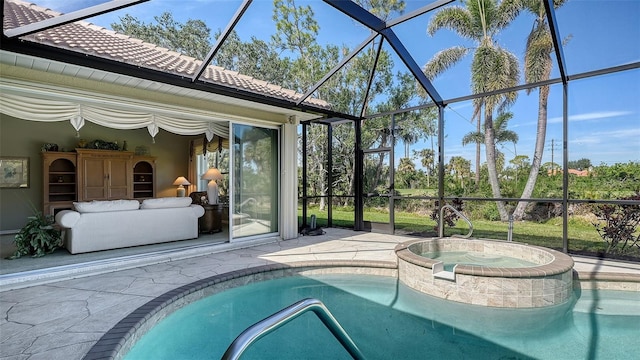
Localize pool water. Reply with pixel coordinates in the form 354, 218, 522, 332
422, 251, 539, 270
124, 274, 639, 360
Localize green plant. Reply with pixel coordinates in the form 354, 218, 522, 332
430, 198, 464, 233
592, 192, 640, 255
9, 211, 63, 259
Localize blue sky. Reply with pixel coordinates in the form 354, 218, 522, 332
33, 0, 639, 169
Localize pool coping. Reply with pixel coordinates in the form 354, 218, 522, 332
82, 260, 397, 360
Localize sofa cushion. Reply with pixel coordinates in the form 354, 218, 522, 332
73, 199, 140, 213
140, 197, 192, 209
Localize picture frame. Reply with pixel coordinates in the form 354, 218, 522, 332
0, 157, 29, 188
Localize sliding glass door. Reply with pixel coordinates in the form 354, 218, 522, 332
232, 124, 279, 239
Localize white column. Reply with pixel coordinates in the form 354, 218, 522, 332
280, 118, 299, 240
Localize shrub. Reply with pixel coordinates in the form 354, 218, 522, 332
481, 202, 501, 221
9, 211, 62, 259
431, 198, 464, 233
592, 192, 640, 255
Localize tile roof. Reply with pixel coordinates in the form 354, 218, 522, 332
2, 0, 329, 109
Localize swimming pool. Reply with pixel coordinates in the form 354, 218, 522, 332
123, 273, 639, 360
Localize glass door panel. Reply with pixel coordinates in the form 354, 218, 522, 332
232, 124, 279, 239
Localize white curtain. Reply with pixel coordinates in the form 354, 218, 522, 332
0, 92, 229, 140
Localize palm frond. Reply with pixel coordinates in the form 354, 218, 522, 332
427, 6, 475, 39
422, 46, 469, 80
471, 44, 519, 113
496, 130, 519, 144
462, 131, 485, 146
495, 0, 523, 30
494, 111, 514, 130
524, 21, 553, 84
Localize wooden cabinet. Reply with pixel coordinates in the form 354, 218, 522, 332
43, 152, 77, 215
76, 149, 133, 201
132, 156, 156, 199
42, 150, 158, 213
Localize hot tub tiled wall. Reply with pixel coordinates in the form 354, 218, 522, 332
395, 238, 575, 308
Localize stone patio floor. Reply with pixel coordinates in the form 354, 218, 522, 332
1, 228, 639, 360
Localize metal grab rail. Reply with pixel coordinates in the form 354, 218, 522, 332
236, 197, 257, 223
221, 298, 366, 360
439, 204, 473, 238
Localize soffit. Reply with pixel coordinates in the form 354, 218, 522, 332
1, 50, 323, 123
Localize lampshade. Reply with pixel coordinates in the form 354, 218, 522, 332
201, 168, 223, 181
172, 176, 191, 186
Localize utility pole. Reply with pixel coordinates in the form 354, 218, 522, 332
548, 139, 558, 175
551, 139, 555, 174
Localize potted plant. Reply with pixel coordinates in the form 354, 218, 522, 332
8, 209, 63, 259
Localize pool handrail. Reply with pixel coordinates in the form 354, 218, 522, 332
439, 204, 473, 238
220, 297, 366, 360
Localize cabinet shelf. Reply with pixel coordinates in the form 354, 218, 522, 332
43, 153, 78, 215
133, 158, 156, 199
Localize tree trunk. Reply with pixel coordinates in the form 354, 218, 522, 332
475, 113, 481, 186
345, 158, 355, 207
513, 86, 549, 220
484, 112, 509, 221
370, 132, 389, 193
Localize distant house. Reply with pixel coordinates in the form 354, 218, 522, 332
547, 168, 591, 176
568, 168, 590, 177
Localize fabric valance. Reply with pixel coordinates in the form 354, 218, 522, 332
0, 92, 228, 141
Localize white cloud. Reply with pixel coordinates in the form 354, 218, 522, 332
548, 110, 633, 124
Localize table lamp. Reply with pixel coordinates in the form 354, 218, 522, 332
173, 176, 190, 197
201, 168, 223, 204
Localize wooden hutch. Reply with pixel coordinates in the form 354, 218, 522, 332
42, 149, 156, 215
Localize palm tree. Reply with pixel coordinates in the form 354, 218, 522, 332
414, 148, 435, 186
462, 111, 519, 183
397, 157, 417, 188
462, 111, 519, 154
447, 156, 472, 190
424, 0, 521, 221
512, 0, 567, 220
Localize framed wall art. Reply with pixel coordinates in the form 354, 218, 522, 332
0, 157, 29, 188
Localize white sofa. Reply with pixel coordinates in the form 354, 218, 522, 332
55, 198, 205, 254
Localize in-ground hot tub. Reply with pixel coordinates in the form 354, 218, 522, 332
395, 238, 574, 308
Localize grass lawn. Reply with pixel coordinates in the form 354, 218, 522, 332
299, 206, 640, 261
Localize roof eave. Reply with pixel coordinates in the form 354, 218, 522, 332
0, 36, 357, 121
